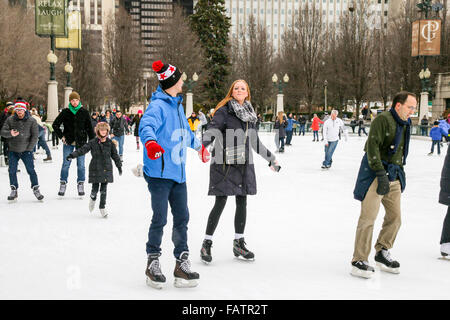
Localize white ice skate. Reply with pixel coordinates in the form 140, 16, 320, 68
89, 198, 96, 213
350, 261, 375, 279
146, 276, 164, 290
132, 164, 143, 177
100, 208, 108, 218
439, 243, 450, 260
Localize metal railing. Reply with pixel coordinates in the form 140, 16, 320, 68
257, 121, 438, 136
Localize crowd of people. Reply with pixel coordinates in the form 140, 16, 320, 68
0, 59, 449, 290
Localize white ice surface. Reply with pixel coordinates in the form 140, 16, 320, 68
0, 133, 448, 299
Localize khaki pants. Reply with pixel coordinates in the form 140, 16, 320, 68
352, 179, 402, 262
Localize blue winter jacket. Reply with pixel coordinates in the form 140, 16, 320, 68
430, 126, 447, 141
438, 119, 450, 135
286, 118, 299, 131
139, 86, 201, 183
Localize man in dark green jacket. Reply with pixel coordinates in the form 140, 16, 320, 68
350, 91, 417, 279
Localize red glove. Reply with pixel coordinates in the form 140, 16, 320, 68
145, 141, 165, 160
198, 145, 210, 163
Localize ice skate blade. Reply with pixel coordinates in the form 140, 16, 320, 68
174, 277, 199, 288
146, 277, 164, 289
8, 199, 17, 203
376, 262, 400, 274
350, 267, 374, 279
234, 255, 255, 262
438, 254, 450, 260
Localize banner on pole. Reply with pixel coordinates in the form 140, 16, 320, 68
412, 19, 441, 57
56, 10, 81, 50
35, 0, 68, 37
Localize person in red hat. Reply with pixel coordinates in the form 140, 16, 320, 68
1, 99, 43, 201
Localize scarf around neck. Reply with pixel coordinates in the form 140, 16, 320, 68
68, 102, 82, 115
229, 99, 257, 124
389, 107, 411, 165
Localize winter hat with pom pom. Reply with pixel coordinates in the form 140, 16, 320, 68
152, 60, 182, 90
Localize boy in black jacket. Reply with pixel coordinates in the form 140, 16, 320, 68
67, 122, 122, 217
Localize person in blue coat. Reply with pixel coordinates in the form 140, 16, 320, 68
438, 115, 450, 143
285, 113, 299, 146
139, 60, 210, 289
428, 121, 448, 156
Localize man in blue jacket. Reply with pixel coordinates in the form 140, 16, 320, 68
140, 60, 210, 289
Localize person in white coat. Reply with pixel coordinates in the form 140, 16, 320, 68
321, 110, 348, 169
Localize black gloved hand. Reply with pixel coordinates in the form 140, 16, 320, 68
66, 154, 74, 161
375, 170, 390, 196
118, 167, 122, 176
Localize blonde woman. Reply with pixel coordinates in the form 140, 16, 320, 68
200, 80, 280, 264
274, 111, 287, 153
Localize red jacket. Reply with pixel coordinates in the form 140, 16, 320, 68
311, 117, 324, 131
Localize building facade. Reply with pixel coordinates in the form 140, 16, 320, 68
203, 0, 391, 53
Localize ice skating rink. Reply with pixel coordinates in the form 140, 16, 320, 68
0, 133, 448, 299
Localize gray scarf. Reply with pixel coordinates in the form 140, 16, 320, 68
229, 99, 257, 124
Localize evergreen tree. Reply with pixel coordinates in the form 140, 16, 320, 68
190, 0, 231, 106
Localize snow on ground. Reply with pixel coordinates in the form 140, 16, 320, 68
0, 132, 448, 300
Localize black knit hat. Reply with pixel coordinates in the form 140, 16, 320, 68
152, 60, 182, 90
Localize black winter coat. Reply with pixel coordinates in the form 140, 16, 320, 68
274, 118, 287, 138
69, 137, 122, 184
439, 146, 450, 206
131, 115, 142, 137
53, 107, 95, 148
110, 116, 129, 137
202, 102, 275, 196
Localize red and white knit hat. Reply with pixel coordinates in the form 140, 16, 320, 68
152, 60, 182, 90
14, 99, 28, 112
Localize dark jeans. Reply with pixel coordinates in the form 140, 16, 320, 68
350, 126, 356, 133
421, 127, 428, 136
441, 207, 450, 244
52, 132, 59, 147
279, 137, 285, 150
293, 128, 297, 136
431, 140, 441, 154
36, 129, 51, 156
8, 151, 39, 189
313, 130, 319, 141
61, 144, 85, 183
144, 174, 189, 259
91, 183, 108, 209
358, 127, 368, 136
206, 196, 247, 236
323, 140, 338, 167
299, 124, 305, 135
286, 130, 293, 145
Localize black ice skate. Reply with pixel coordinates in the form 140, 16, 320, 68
440, 243, 450, 260
32, 185, 44, 201
174, 251, 199, 288
58, 181, 67, 197
375, 248, 400, 274
7, 186, 17, 202
200, 239, 213, 264
350, 261, 375, 279
77, 181, 85, 197
145, 253, 166, 289
43, 156, 52, 163
233, 238, 255, 261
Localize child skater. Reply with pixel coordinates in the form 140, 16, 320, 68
66, 122, 122, 218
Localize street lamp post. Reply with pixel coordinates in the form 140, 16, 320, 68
142, 70, 151, 102
63, 50, 74, 109
182, 72, 199, 117
324, 80, 328, 112
46, 41, 59, 123
272, 73, 289, 114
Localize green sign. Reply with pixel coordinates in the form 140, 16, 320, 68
35, 0, 68, 37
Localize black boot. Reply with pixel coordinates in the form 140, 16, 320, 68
77, 181, 85, 196
58, 181, 67, 196
351, 260, 375, 279
174, 251, 199, 288
200, 239, 213, 264
145, 253, 166, 289
233, 238, 255, 261
32, 185, 44, 201
375, 248, 400, 274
